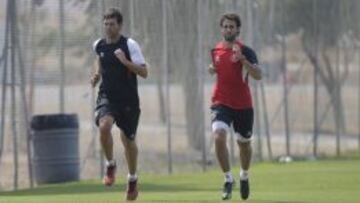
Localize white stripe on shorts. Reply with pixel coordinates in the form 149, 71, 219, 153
234, 132, 252, 143
212, 121, 230, 133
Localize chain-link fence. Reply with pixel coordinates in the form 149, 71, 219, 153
0, 0, 359, 190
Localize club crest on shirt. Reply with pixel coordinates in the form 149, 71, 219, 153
215, 55, 220, 64
100, 52, 104, 58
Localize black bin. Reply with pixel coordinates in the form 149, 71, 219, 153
31, 114, 79, 184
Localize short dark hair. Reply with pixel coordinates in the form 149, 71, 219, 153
220, 13, 241, 28
103, 8, 123, 24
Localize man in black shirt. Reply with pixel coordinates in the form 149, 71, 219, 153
91, 8, 148, 201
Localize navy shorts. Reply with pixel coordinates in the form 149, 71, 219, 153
95, 96, 140, 140
211, 104, 254, 142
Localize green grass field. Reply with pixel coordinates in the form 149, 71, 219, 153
1, 159, 360, 203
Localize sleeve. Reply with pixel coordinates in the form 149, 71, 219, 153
127, 38, 146, 66
92, 38, 101, 55
242, 46, 258, 65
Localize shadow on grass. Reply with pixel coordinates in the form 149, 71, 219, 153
144, 199, 306, 203
251, 200, 307, 203
0, 183, 309, 203
0, 181, 218, 196
0, 183, 307, 203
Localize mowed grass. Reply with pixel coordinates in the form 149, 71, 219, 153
1, 159, 360, 203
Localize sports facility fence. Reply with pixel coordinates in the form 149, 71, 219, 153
0, 0, 359, 190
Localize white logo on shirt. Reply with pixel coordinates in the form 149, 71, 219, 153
100, 52, 104, 58
215, 55, 220, 63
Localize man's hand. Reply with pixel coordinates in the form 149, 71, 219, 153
90, 73, 100, 88
114, 48, 148, 78
114, 48, 128, 64
233, 52, 247, 64
208, 64, 216, 75
232, 44, 246, 63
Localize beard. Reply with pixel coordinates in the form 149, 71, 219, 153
224, 34, 237, 42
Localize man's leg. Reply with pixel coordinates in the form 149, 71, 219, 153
237, 140, 252, 200
99, 115, 114, 161
98, 115, 117, 186
237, 141, 252, 173
115, 106, 140, 201
237, 139, 252, 178
234, 108, 254, 200
211, 105, 235, 200
121, 133, 139, 201
214, 129, 230, 175
120, 133, 138, 178
213, 122, 234, 200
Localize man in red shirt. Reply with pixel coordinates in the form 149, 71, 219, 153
209, 13, 262, 201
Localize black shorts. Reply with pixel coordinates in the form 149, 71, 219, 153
95, 96, 140, 140
211, 104, 254, 140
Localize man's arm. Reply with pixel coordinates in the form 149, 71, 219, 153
208, 48, 220, 76
90, 56, 101, 87
208, 64, 216, 75
235, 46, 262, 80
125, 62, 148, 79
114, 39, 148, 79
114, 48, 148, 78
242, 60, 262, 80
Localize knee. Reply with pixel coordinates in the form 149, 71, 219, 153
214, 129, 227, 144
123, 140, 137, 151
212, 121, 228, 144
99, 119, 113, 135
238, 141, 251, 149
236, 132, 252, 145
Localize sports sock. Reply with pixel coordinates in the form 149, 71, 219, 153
240, 169, 249, 180
127, 173, 138, 182
224, 171, 234, 183
106, 160, 116, 167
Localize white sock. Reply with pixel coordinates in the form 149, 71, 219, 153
224, 171, 234, 183
106, 160, 116, 167
127, 173, 138, 182
240, 169, 249, 180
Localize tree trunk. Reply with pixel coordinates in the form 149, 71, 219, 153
302, 37, 346, 150
183, 0, 204, 151
330, 87, 345, 156
184, 72, 204, 151
157, 77, 166, 123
